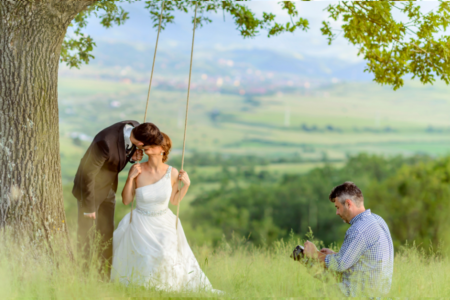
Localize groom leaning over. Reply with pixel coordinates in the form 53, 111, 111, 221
304, 182, 394, 297
72, 121, 163, 274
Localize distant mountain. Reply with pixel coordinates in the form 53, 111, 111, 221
61, 2, 373, 88
208, 48, 372, 81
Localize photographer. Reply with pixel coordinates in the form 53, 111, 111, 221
303, 182, 394, 297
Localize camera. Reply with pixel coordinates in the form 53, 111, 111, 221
290, 245, 305, 261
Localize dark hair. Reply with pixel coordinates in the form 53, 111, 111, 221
160, 132, 172, 163
329, 181, 364, 206
132, 123, 163, 147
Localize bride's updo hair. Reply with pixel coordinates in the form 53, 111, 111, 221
132, 122, 163, 146
161, 132, 172, 163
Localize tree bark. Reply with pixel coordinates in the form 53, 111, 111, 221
0, 0, 92, 248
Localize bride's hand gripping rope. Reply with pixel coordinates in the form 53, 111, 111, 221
178, 170, 190, 187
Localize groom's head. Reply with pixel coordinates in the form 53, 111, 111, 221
130, 123, 164, 150
329, 182, 365, 224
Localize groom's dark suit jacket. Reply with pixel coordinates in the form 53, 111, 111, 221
72, 120, 140, 213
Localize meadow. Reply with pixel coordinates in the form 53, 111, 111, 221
58, 77, 450, 163
4, 6, 450, 298
53, 76, 450, 298
1, 230, 449, 298
59, 77, 450, 197
59, 77, 450, 243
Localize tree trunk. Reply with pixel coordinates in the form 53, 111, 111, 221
0, 1, 92, 249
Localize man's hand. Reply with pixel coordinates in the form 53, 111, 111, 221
320, 248, 336, 255
304, 240, 319, 259
305, 241, 329, 266
131, 149, 143, 162
83, 212, 96, 220
317, 248, 336, 264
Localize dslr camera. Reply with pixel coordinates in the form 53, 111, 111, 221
290, 245, 305, 261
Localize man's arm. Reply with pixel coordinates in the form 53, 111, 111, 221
324, 231, 366, 273
81, 141, 109, 216
318, 248, 335, 265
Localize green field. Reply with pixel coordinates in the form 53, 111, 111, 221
5, 72, 447, 300
59, 76, 449, 239
58, 77, 450, 164
59, 77, 450, 242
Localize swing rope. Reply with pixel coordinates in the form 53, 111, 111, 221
143, 1, 165, 123
130, 0, 165, 224
176, 1, 198, 230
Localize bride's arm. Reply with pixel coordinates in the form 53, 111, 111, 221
169, 168, 191, 206
122, 163, 141, 205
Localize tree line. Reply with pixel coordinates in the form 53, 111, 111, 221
187, 153, 448, 251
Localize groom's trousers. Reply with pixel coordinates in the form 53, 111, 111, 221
77, 189, 116, 277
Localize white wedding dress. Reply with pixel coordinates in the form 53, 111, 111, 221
111, 166, 215, 292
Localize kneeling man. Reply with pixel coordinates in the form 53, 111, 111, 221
304, 182, 394, 297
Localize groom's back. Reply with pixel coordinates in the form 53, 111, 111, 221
72, 120, 138, 205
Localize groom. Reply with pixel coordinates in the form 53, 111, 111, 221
72, 120, 163, 274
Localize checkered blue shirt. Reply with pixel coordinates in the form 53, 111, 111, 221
325, 209, 394, 297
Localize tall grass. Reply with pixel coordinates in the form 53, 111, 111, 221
1, 229, 449, 299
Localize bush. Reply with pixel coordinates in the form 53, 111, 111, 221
366, 157, 450, 250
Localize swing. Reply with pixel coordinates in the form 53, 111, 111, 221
130, 1, 198, 230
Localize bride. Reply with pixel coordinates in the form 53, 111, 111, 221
111, 132, 215, 292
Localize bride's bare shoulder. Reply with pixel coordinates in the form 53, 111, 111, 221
169, 165, 179, 183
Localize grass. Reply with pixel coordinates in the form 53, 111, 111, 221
1, 230, 449, 298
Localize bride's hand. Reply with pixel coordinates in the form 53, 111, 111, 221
178, 170, 190, 186
128, 163, 142, 179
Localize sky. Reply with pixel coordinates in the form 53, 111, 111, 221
75, 1, 364, 62
73, 1, 444, 64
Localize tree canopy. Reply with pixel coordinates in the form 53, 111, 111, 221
62, 0, 450, 90
322, 1, 450, 89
